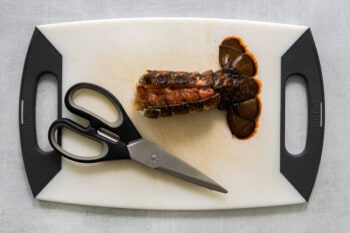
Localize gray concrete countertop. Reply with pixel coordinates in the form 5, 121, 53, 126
1, 0, 349, 232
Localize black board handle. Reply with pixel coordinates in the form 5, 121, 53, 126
19, 28, 62, 197
281, 29, 325, 200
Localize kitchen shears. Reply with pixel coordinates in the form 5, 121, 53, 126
48, 82, 227, 193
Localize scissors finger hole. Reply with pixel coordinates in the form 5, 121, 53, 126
51, 125, 107, 161
71, 87, 121, 127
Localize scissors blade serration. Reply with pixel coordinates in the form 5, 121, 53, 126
127, 139, 227, 193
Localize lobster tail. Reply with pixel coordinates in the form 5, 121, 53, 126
134, 36, 261, 139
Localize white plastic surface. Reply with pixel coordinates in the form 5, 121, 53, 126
36, 18, 307, 210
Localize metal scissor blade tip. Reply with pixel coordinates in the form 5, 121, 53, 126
128, 139, 228, 193
156, 167, 228, 194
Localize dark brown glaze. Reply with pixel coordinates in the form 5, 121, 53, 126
135, 70, 220, 117
228, 53, 256, 77
135, 36, 261, 139
141, 93, 220, 118
219, 37, 260, 139
219, 45, 242, 69
139, 70, 214, 88
226, 107, 255, 139
233, 98, 259, 120
226, 97, 260, 139
221, 37, 245, 53
231, 77, 259, 102
219, 37, 256, 77
213, 71, 258, 110
136, 86, 217, 107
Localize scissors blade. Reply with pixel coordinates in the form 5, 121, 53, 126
127, 139, 227, 193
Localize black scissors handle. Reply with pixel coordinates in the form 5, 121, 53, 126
65, 83, 141, 143
48, 82, 141, 163
49, 118, 131, 163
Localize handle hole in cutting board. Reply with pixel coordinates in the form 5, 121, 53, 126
36, 73, 58, 152
285, 75, 308, 156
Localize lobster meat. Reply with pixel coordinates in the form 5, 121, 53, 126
135, 37, 260, 139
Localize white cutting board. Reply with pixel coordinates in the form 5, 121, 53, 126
33, 18, 309, 210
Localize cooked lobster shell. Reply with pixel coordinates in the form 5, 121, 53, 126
135, 37, 260, 139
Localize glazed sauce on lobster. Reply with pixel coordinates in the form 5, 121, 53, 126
220, 36, 261, 139
135, 36, 261, 139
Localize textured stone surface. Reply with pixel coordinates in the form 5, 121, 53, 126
0, 0, 349, 232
